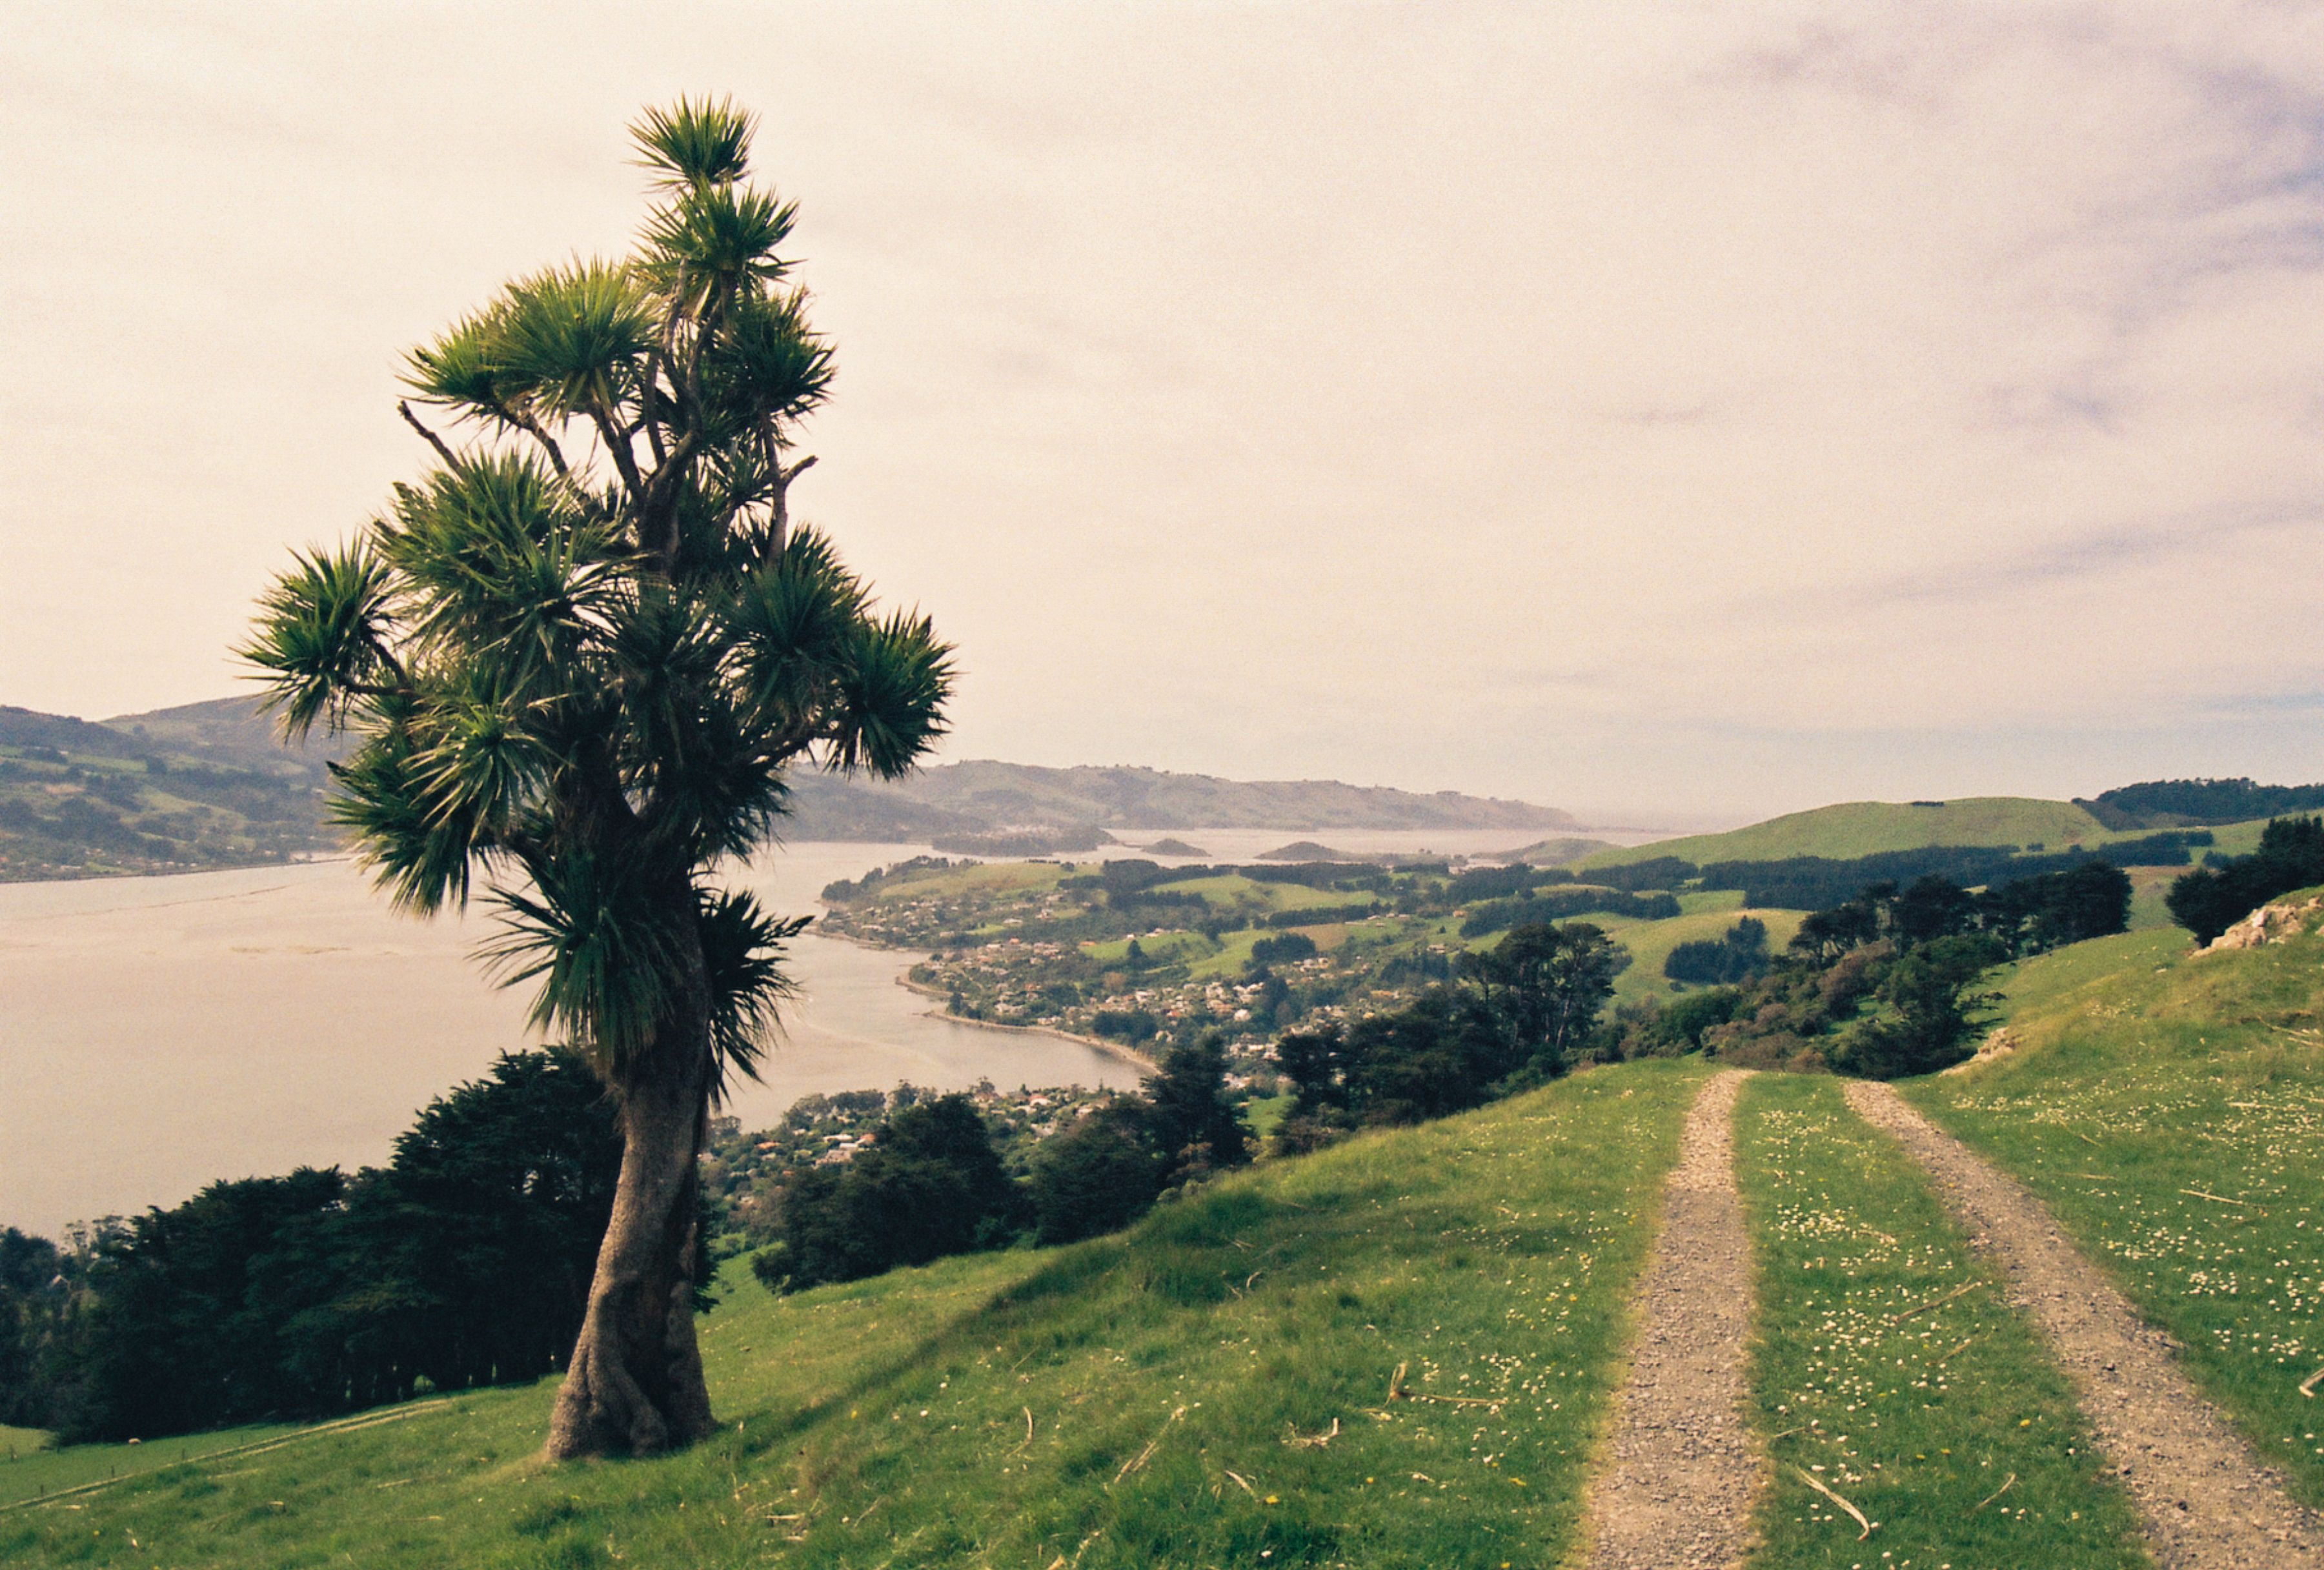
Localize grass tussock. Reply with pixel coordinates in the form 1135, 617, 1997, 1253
1737, 1074, 2150, 1569
1, 1060, 1710, 1569
1908, 903, 2324, 1508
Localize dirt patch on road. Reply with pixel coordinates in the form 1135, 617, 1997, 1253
1584, 1069, 1759, 1570
1848, 1081, 2323, 1569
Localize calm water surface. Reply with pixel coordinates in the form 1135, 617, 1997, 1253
0, 843, 1147, 1237
0, 826, 1616, 1236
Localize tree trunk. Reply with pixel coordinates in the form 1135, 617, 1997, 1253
542, 1020, 716, 1460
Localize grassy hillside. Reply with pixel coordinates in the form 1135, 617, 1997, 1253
1577, 796, 2117, 869
1581, 896, 1804, 1011
1907, 900, 2324, 1509
3, 1063, 1711, 1567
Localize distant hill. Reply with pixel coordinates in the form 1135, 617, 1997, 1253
0, 699, 338, 880
3, 696, 1579, 876
1255, 840, 1371, 863
103, 694, 358, 785
1485, 835, 1620, 867
1573, 798, 2121, 872
793, 759, 1575, 840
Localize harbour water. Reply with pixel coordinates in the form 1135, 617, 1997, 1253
0, 825, 1614, 1238
0, 843, 1145, 1238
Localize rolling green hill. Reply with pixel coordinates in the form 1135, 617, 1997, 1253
1575, 796, 2117, 869
1908, 894, 2324, 1510
2, 1063, 1714, 1567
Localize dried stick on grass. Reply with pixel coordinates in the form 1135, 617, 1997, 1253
1935, 1336, 1979, 1366
2299, 1365, 2323, 1399
2180, 1188, 2254, 1207
1973, 1472, 2018, 1512
1384, 1362, 1507, 1409
1794, 1466, 1873, 1540
1283, 1419, 1340, 1449
1222, 1469, 1257, 1497
1892, 1282, 1981, 1323
1113, 1407, 1185, 1484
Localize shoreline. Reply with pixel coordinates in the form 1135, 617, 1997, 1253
892, 972, 1160, 1075
808, 920, 1162, 1074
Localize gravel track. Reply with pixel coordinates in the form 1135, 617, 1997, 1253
1584, 1069, 1759, 1570
1847, 1080, 2323, 1569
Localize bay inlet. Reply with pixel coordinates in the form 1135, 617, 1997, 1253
0, 843, 1144, 1239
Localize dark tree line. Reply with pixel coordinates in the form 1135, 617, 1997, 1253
755, 1034, 1254, 1291
3, 1051, 625, 1444
1787, 861, 2131, 963
2081, 779, 2324, 830
1270, 921, 1621, 1149
1693, 834, 2198, 913
2166, 816, 2324, 943
1458, 887, 1680, 938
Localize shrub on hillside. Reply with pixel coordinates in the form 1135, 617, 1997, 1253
2166, 816, 2324, 944
1664, 917, 1769, 985
768, 1096, 1025, 1293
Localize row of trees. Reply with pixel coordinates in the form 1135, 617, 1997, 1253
2081, 778, 2324, 830
1695, 835, 2192, 914
3, 1053, 627, 1444
756, 1035, 1251, 1292
1788, 861, 2132, 962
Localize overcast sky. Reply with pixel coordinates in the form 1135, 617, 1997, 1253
6, 3, 2323, 825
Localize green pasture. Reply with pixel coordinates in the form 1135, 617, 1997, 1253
1, 1062, 1713, 1569
1571, 903, 1807, 1011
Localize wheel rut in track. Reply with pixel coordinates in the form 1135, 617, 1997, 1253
1584, 1068, 1759, 1570
1848, 1080, 2323, 1570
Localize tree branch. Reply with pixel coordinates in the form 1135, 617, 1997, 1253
591, 407, 647, 516
398, 401, 462, 468
767, 448, 814, 558
509, 409, 577, 487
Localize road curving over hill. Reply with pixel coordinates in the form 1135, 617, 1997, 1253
1584, 1068, 1760, 1570
1848, 1080, 2323, 1569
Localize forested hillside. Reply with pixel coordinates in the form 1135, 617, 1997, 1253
0, 701, 338, 879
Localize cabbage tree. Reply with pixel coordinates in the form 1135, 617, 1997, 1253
243, 100, 951, 1460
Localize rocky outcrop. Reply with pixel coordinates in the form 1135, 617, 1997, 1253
2199, 896, 2323, 953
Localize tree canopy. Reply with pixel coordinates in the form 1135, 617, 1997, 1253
243, 99, 951, 1460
